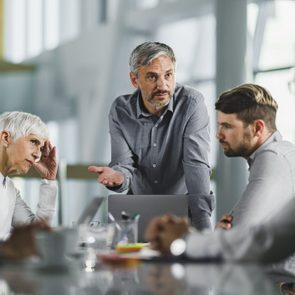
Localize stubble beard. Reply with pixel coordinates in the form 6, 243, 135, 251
147, 91, 172, 110
150, 100, 170, 110
222, 136, 252, 158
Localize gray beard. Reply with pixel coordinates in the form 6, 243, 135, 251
147, 93, 171, 110
151, 100, 170, 110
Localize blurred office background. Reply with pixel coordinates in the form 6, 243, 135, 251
1, 0, 295, 226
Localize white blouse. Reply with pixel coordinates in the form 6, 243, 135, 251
0, 173, 57, 240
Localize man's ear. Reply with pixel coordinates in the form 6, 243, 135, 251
253, 119, 265, 136
0, 131, 11, 147
129, 72, 138, 88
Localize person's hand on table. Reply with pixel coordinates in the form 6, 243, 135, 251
215, 213, 233, 230
88, 166, 124, 187
0, 222, 50, 260
144, 214, 190, 255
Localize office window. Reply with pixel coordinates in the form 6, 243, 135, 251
156, 16, 215, 84
256, 70, 295, 143
4, 0, 78, 61
259, 1, 295, 69
44, 0, 59, 50
255, 1, 295, 143
59, 0, 79, 43
248, 3, 259, 37
27, 0, 43, 57
5, 0, 26, 62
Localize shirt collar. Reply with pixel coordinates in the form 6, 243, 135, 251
247, 131, 282, 167
136, 91, 174, 119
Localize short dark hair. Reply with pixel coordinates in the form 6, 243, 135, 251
215, 83, 278, 132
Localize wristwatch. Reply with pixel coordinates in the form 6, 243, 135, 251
170, 236, 187, 257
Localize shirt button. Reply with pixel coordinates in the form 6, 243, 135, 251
154, 180, 158, 184
155, 124, 158, 128
152, 164, 156, 168
153, 143, 157, 147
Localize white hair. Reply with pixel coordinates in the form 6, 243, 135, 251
0, 111, 49, 140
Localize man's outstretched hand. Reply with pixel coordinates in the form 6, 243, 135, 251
88, 166, 124, 187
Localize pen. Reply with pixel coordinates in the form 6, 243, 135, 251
108, 212, 121, 230
131, 213, 140, 221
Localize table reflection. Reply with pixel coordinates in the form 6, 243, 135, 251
0, 260, 293, 295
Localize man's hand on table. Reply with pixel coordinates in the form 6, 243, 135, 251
144, 214, 190, 255
215, 213, 233, 230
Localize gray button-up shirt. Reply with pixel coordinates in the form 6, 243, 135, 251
108, 84, 214, 230
185, 132, 295, 263
186, 198, 295, 264
231, 131, 295, 228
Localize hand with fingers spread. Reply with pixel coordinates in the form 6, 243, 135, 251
145, 214, 190, 255
0, 222, 51, 260
215, 213, 233, 230
33, 141, 57, 180
88, 166, 124, 187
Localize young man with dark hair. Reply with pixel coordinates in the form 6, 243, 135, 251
214, 83, 294, 228
145, 83, 295, 262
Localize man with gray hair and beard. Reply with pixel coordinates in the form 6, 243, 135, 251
0, 111, 58, 240
88, 41, 214, 230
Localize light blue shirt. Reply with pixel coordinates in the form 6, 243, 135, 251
0, 173, 57, 240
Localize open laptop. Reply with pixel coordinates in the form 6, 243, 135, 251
77, 197, 104, 225
107, 194, 189, 242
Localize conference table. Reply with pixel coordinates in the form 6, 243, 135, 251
0, 254, 293, 294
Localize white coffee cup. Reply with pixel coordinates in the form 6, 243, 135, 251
35, 227, 78, 268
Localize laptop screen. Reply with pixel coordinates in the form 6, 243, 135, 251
77, 197, 104, 225
107, 194, 189, 242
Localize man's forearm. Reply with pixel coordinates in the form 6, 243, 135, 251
189, 192, 215, 231
191, 212, 212, 231
109, 166, 132, 192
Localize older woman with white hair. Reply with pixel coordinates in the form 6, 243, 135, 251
0, 111, 58, 240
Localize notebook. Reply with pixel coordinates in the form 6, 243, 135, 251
77, 197, 104, 225
107, 194, 189, 242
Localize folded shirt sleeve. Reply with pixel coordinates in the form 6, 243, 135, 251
12, 180, 57, 226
